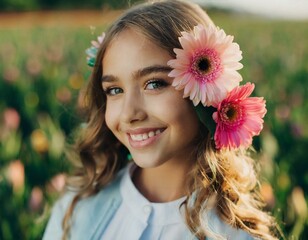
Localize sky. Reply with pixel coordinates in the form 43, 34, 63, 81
191, 0, 308, 20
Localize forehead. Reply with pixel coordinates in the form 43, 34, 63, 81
102, 29, 172, 76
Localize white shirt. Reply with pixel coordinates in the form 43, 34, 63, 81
44, 163, 256, 240
101, 163, 189, 240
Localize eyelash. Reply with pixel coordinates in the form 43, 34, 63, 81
104, 87, 123, 96
103, 78, 168, 96
145, 78, 168, 90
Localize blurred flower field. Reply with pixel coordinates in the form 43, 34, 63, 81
0, 11, 307, 239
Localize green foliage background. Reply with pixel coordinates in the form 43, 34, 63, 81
0, 10, 307, 240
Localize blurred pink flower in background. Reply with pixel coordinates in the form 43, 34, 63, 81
3, 108, 20, 130
29, 187, 43, 211
275, 104, 290, 121
50, 173, 66, 192
56, 87, 72, 103
26, 57, 42, 76
3, 66, 20, 83
7, 160, 25, 192
45, 44, 63, 63
291, 123, 303, 138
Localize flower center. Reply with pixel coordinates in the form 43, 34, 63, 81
190, 48, 222, 84
197, 57, 211, 73
226, 107, 237, 121
220, 103, 244, 127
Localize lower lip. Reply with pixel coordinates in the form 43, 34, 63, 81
128, 131, 164, 149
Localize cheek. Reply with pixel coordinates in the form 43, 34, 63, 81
174, 104, 199, 131
153, 92, 199, 128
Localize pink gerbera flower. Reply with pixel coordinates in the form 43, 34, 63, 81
212, 83, 267, 149
168, 24, 243, 106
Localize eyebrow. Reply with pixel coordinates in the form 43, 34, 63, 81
135, 65, 172, 78
101, 64, 172, 83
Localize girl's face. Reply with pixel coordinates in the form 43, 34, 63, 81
102, 29, 199, 169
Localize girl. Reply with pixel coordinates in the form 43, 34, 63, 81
43, 0, 280, 239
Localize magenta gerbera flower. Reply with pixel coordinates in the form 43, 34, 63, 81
168, 24, 243, 106
212, 83, 267, 149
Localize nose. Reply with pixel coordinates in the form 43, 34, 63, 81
120, 90, 147, 124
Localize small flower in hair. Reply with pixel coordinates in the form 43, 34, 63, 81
167, 24, 243, 106
85, 32, 105, 67
212, 83, 267, 149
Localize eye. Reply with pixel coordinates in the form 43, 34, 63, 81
145, 79, 168, 90
104, 87, 123, 96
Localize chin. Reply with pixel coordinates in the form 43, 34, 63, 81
133, 160, 160, 169
131, 155, 165, 169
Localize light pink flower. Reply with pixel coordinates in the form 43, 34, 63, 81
86, 32, 105, 67
3, 108, 20, 130
7, 160, 25, 192
29, 187, 43, 211
3, 67, 20, 83
91, 32, 105, 48
51, 173, 66, 192
168, 24, 243, 106
213, 83, 266, 149
56, 87, 72, 103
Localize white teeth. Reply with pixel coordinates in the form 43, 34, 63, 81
142, 133, 148, 140
130, 129, 163, 142
131, 134, 143, 141
137, 135, 143, 141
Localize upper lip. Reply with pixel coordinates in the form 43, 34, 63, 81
125, 127, 166, 135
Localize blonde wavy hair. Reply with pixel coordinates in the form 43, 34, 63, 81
61, 0, 280, 239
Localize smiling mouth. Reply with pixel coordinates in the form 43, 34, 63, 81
129, 129, 165, 142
